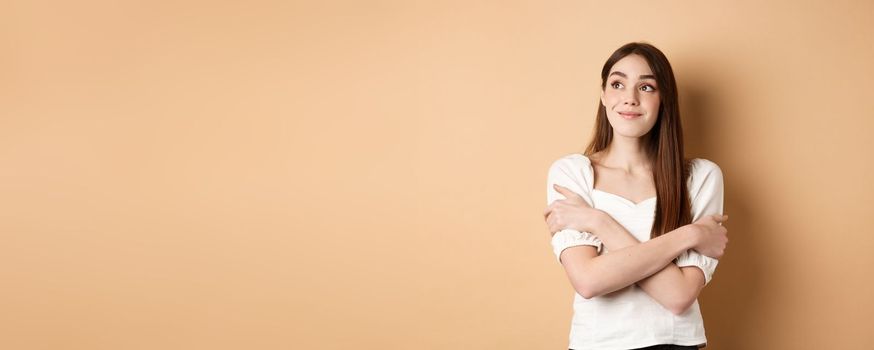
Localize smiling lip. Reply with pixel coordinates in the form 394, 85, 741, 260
618, 112, 642, 119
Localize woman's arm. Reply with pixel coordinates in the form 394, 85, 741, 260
593, 217, 706, 315
547, 185, 727, 313
558, 224, 699, 300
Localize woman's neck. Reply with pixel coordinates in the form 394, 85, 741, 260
596, 136, 652, 174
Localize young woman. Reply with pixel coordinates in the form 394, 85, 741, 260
542, 42, 729, 350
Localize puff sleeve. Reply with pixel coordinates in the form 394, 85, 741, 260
546, 156, 602, 263
675, 159, 724, 285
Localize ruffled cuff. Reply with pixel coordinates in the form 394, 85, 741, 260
675, 250, 719, 285
551, 229, 603, 263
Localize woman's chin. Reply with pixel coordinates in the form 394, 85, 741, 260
610, 128, 652, 139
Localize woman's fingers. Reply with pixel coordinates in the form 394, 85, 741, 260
711, 214, 729, 225
544, 212, 557, 233
543, 202, 558, 218
553, 184, 587, 205
543, 199, 570, 219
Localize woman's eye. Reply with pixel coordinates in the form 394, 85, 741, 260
640, 85, 656, 92
611, 82, 623, 89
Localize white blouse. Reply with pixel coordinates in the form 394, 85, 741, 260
546, 153, 724, 350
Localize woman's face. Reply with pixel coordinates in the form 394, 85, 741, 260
600, 54, 661, 139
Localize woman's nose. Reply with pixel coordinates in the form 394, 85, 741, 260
623, 90, 639, 105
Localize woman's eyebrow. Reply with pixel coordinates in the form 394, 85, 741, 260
609, 71, 656, 80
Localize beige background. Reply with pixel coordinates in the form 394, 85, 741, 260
1, 1, 873, 349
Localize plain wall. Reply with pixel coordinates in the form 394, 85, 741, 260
1, 1, 873, 349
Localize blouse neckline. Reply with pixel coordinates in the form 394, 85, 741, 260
592, 188, 657, 207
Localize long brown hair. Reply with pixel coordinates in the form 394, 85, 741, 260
584, 42, 693, 239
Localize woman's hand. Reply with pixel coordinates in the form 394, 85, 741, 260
543, 184, 607, 235
689, 214, 729, 259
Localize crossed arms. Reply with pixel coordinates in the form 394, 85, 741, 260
545, 185, 727, 315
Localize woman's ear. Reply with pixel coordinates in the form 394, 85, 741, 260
600, 89, 605, 107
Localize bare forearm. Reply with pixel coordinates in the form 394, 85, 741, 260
593, 215, 701, 313
568, 221, 695, 298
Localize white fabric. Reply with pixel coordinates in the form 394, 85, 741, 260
546, 153, 724, 350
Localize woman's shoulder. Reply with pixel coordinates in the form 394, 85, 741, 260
688, 157, 722, 174
547, 153, 594, 181
687, 157, 724, 187
549, 153, 593, 171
